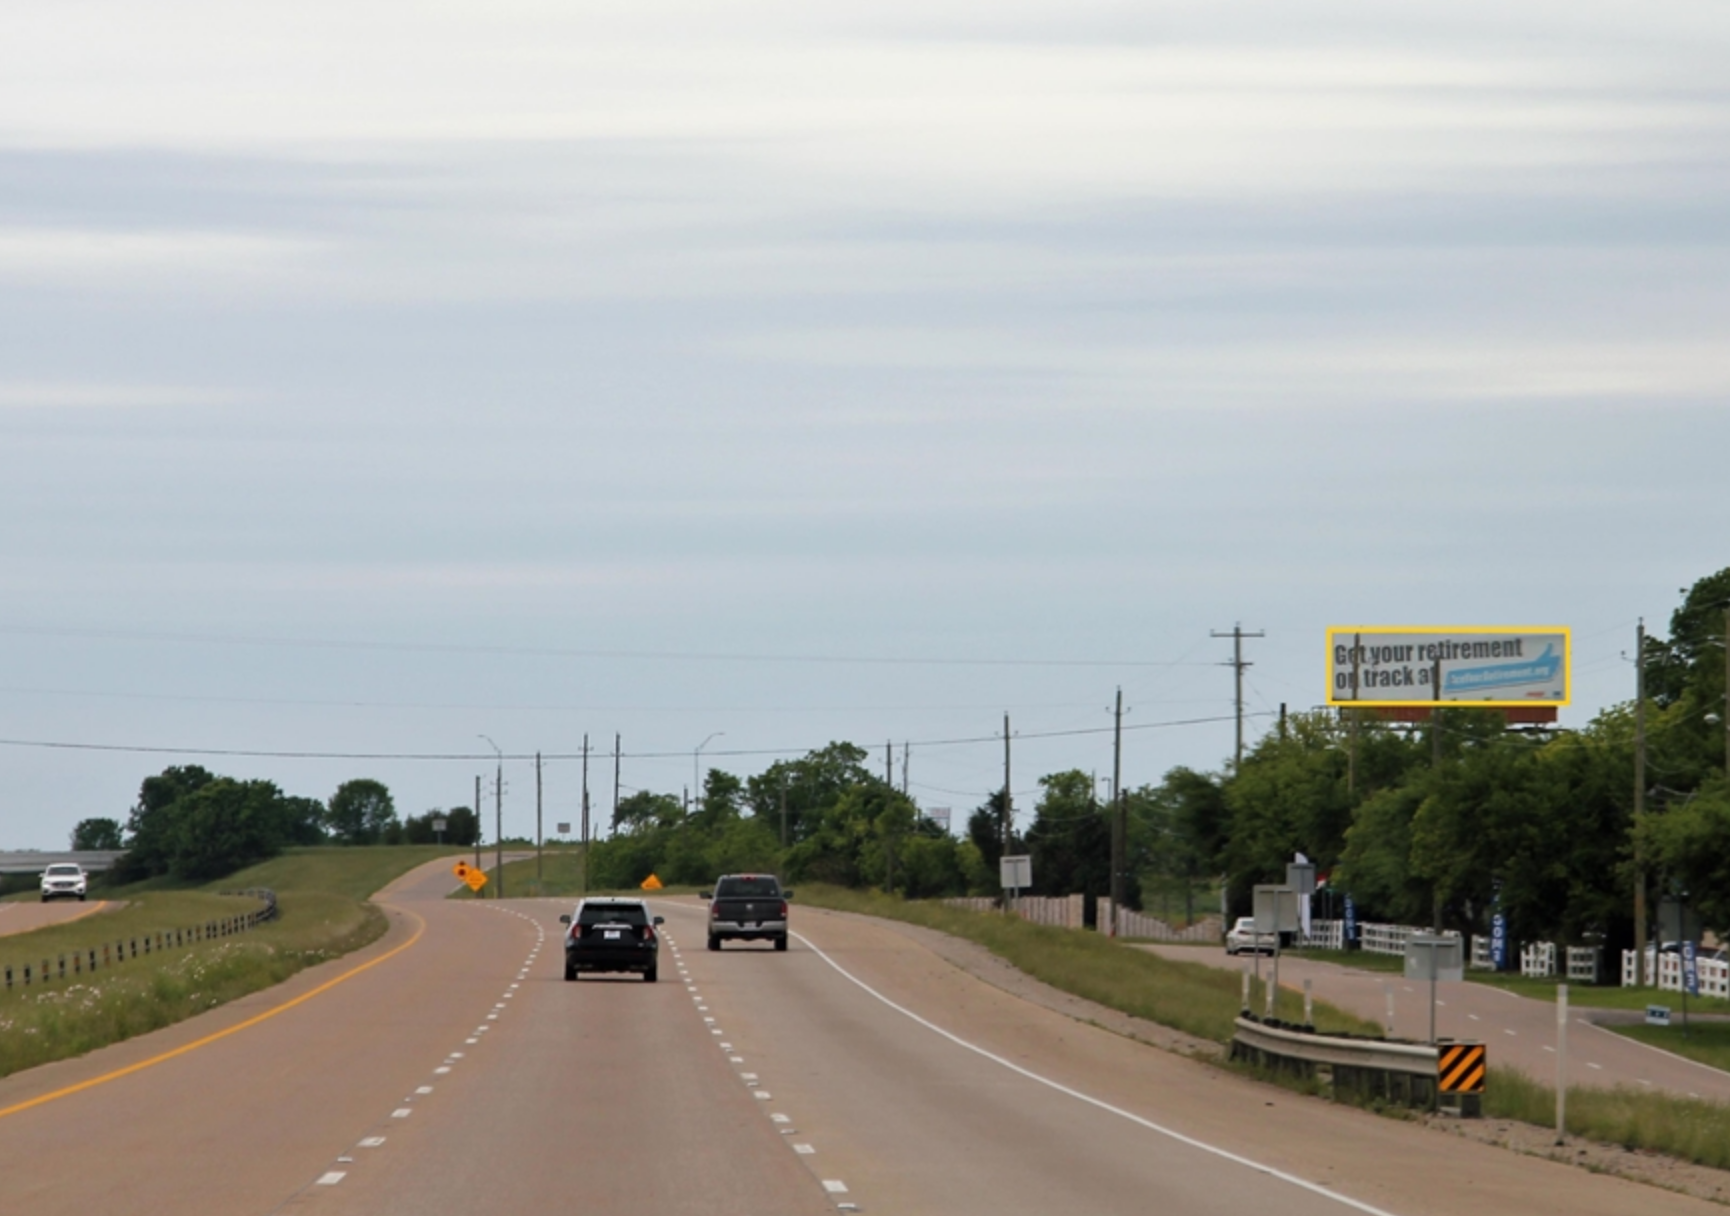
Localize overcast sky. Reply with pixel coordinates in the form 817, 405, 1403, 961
2, 2, 1726, 848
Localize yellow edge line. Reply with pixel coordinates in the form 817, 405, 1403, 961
0, 905, 426, 1122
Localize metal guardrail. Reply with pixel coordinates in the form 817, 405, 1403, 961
1231, 1014, 1484, 1115
2, 889, 278, 992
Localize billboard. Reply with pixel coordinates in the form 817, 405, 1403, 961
1327, 626, 1570, 707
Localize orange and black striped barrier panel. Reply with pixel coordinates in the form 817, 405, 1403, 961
1438, 1043, 1486, 1094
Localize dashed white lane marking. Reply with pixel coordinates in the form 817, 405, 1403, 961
794, 1143, 815, 1155
1640, 1079, 1653, 1086
753, 1090, 772, 1100
1587, 1063, 1603, 1071
711, 1028, 723, 1035
771, 1113, 791, 1124
466, 1037, 479, 1044
1542, 1046, 1555, 1053
822, 1180, 850, 1194
1504, 1029, 1516, 1036
359, 1137, 386, 1148
449, 1051, 465, 1058
742, 1072, 760, 1082
704, 1017, 716, 1024
435, 1066, 452, 1075
794, 930, 1401, 1216
1467, 1014, 1480, 1022
391, 1108, 412, 1119
336, 1155, 353, 1163
317, 1171, 347, 1186
730, 1055, 745, 1063
417, 1086, 435, 1094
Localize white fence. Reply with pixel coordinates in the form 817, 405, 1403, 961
1302, 919, 1344, 951
1096, 898, 1222, 941
943, 894, 1084, 929
1621, 948, 1730, 998
1359, 922, 1419, 956
1520, 941, 1555, 978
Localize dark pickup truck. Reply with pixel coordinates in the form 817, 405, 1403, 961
701, 874, 792, 951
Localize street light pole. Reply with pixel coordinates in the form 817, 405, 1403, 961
480, 735, 503, 900
694, 732, 724, 812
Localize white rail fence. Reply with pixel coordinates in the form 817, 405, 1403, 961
943, 894, 1085, 929
1621, 947, 1730, 997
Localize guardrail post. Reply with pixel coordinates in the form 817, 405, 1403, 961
23, 963, 30, 986
1241, 969, 1250, 1012
88, 948, 96, 972
4, 964, 11, 989
58, 954, 65, 980
1303, 978, 1314, 1029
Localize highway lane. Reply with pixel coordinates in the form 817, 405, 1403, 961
0, 898, 122, 937
1, 876, 1723, 1215
1139, 943, 1730, 1104
648, 898, 1722, 1216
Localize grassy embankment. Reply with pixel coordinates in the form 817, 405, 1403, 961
0, 845, 454, 1079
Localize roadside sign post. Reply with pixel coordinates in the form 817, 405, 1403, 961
1253, 885, 1300, 1019
1000, 855, 1032, 918
1556, 982, 1569, 1144
1404, 935, 1463, 1046
1683, 940, 1699, 1037
432, 816, 448, 846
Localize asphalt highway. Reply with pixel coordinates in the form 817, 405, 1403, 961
0, 867, 1720, 1215
0, 898, 119, 937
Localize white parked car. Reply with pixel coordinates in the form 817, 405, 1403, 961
1225, 915, 1275, 955
40, 863, 89, 902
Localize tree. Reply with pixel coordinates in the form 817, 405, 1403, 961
614, 790, 683, 834
168, 778, 294, 881
116, 765, 217, 880
746, 743, 875, 844
71, 817, 123, 851
1025, 770, 1114, 904
325, 779, 399, 845
403, 806, 478, 846
967, 790, 1021, 876
280, 796, 328, 846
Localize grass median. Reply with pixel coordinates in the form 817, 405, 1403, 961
795, 885, 1379, 1043
0, 846, 454, 1079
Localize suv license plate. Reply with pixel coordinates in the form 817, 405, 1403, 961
604, 930, 621, 940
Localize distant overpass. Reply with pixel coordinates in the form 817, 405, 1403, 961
0, 850, 126, 875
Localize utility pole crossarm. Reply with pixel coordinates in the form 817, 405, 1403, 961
1211, 624, 1266, 767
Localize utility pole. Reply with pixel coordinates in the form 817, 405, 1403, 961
1279, 702, 1288, 742
779, 772, 789, 850
1109, 687, 1125, 938
473, 774, 482, 876
612, 733, 621, 832
1212, 624, 1266, 767
581, 734, 591, 896
902, 742, 910, 796
494, 762, 503, 900
1634, 619, 1648, 986
1348, 634, 1362, 798
1002, 714, 1013, 866
535, 751, 544, 889
886, 740, 893, 786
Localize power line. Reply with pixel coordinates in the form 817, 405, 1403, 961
0, 712, 1259, 764
0, 623, 1221, 671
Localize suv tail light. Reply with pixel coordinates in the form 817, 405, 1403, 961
643, 923, 657, 942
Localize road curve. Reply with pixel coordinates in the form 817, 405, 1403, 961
0, 899, 122, 938
0, 875, 1720, 1215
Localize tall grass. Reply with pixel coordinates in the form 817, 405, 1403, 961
0, 847, 443, 1079
1485, 1067, 1730, 1171
798, 885, 1379, 1042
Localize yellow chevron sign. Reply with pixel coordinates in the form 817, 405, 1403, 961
1438, 1043, 1486, 1093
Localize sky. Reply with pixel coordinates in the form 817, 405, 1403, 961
1, 1, 1727, 848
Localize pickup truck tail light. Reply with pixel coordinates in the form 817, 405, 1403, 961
710, 905, 721, 919
779, 901, 789, 919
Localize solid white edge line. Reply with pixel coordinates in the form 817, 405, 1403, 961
790, 930, 1400, 1216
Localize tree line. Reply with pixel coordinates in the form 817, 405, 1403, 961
89, 770, 478, 883
82, 565, 1728, 950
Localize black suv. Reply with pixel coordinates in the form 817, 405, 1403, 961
560, 899, 664, 982
701, 874, 792, 951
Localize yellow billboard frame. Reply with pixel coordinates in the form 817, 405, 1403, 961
1326, 625, 1571, 708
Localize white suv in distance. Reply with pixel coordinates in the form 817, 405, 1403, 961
1225, 915, 1275, 955
40, 863, 88, 902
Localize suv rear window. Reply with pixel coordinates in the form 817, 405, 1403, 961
578, 903, 647, 927
715, 876, 781, 898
